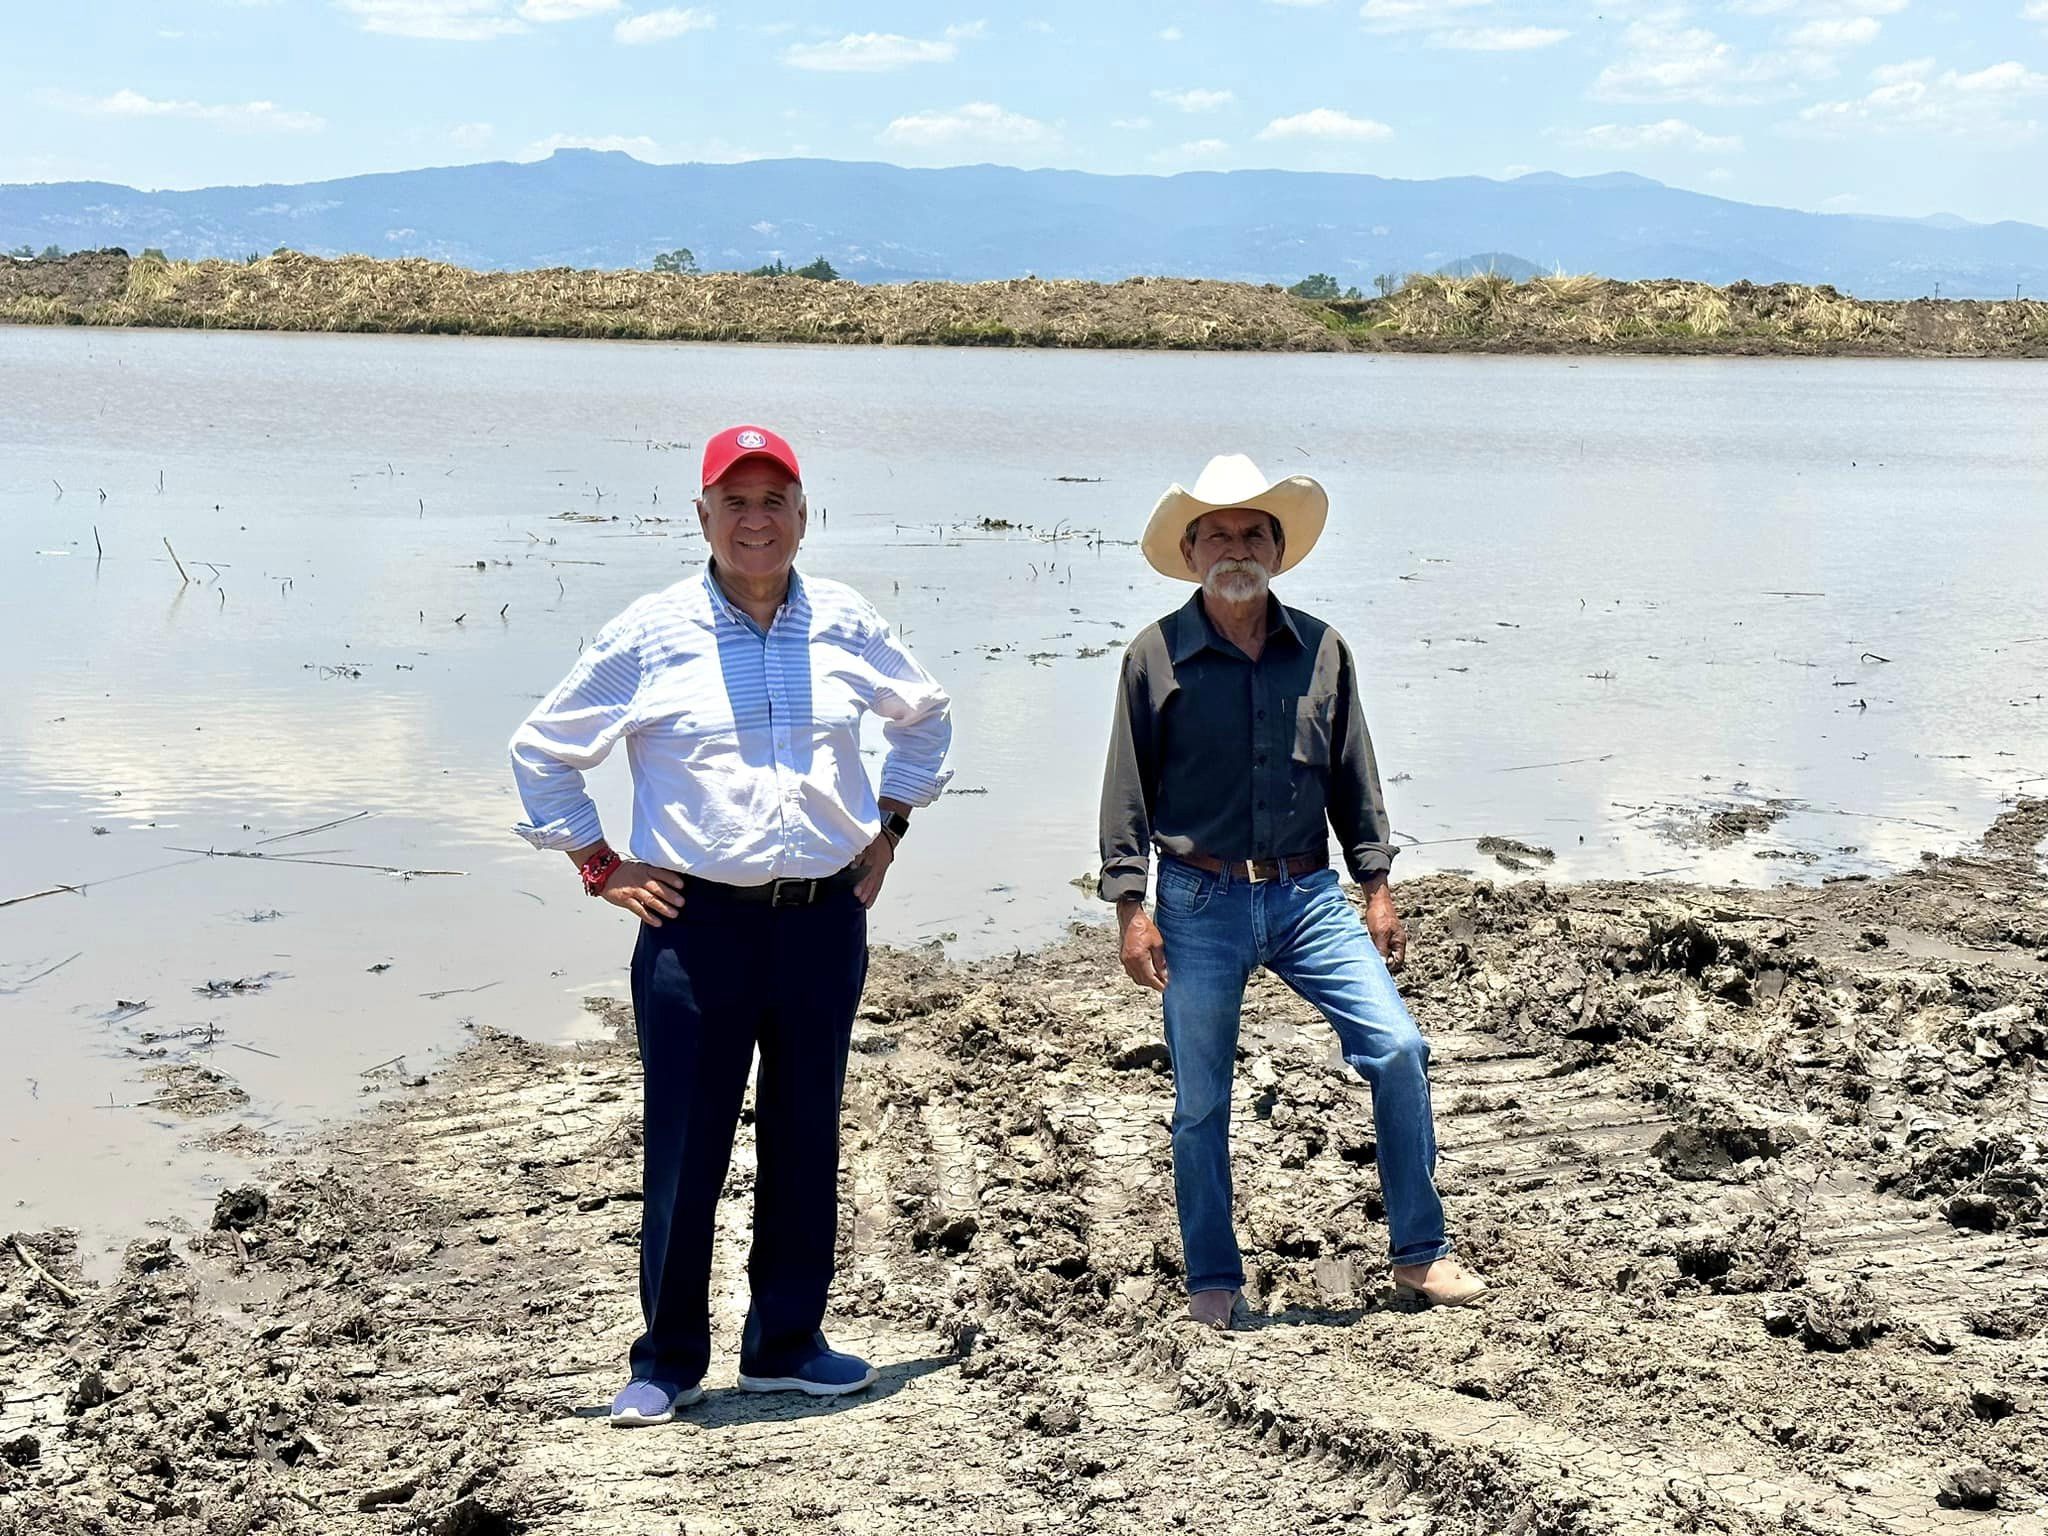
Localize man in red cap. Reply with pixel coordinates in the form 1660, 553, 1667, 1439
511, 424, 953, 1424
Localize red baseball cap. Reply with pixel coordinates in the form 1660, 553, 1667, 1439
702, 424, 802, 489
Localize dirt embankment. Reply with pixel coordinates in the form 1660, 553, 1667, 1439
4, 250, 2045, 356
5, 801, 2048, 1535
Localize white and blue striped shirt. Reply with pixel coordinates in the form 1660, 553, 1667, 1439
510, 566, 952, 885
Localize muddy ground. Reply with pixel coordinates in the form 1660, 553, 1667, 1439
5, 801, 2048, 1535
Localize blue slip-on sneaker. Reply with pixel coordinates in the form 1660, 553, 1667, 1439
736, 1346, 878, 1397
608, 1378, 705, 1428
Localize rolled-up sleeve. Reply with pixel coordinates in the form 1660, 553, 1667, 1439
1327, 637, 1399, 882
508, 609, 645, 851
862, 620, 953, 808
1097, 643, 1158, 904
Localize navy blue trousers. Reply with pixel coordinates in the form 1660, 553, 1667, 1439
626, 884, 867, 1385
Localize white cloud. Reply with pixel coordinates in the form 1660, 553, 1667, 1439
1110, 115, 1154, 130
1950, 59, 2048, 93
1562, 117, 1743, 152
880, 101, 1054, 146
450, 120, 494, 148
1870, 56, 1933, 84
1360, 0, 1561, 51
1153, 87, 1235, 112
614, 5, 714, 42
1158, 26, 1183, 40
1268, 0, 1330, 6
42, 88, 325, 131
517, 0, 616, 18
784, 31, 957, 70
1794, 58, 2048, 140
1723, 0, 1905, 12
1788, 15, 1880, 47
524, 132, 662, 158
1431, 24, 1568, 49
2028, 0, 2048, 25
1256, 106, 1394, 140
336, 0, 527, 39
1360, 0, 1489, 23
1593, 18, 1832, 104
1151, 138, 1232, 164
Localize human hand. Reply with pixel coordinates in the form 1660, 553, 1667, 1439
1118, 901, 1169, 992
850, 831, 895, 909
1364, 885, 1407, 971
601, 861, 687, 927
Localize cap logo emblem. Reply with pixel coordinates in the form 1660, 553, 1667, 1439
735, 430, 767, 449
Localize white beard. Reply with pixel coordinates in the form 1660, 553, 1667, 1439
1204, 560, 1270, 604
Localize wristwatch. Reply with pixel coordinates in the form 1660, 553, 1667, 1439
880, 810, 912, 845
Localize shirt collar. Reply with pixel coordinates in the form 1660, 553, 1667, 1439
1167, 590, 1302, 663
702, 562, 806, 632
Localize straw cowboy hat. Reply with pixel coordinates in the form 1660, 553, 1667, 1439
1141, 453, 1329, 582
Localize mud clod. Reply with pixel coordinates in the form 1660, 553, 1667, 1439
1796, 1282, 1890, 1351
211, 1185, 270, 1231
1936, 1464, 2003, 1510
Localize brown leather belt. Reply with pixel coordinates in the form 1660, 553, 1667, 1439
1172, 849, 1330, 885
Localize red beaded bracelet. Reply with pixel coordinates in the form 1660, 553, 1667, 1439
579, 848, 622, 897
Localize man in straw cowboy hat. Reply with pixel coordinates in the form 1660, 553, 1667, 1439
1097, 453, 1487, 1325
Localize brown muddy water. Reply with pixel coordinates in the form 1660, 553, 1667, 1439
2, 327, 2045, 1264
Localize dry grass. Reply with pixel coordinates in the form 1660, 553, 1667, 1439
3, 250, 2043, 357
1334, 273, 1962, 352
1, 250, 1344, 352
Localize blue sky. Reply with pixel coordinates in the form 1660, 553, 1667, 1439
7, 0, 2047, 226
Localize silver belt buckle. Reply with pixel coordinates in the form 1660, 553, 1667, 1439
1243, 858, 1266, 885
771, 878, 818, 907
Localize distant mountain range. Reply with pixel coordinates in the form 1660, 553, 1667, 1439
6, 151, 2046, 299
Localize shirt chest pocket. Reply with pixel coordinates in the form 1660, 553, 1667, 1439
1288, 693, 1335, 767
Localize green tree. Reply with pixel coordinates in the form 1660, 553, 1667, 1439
5, 244, 32, 259
141, 247, 168, 262
39, 244, 64, 260
1372, 273, 1401, 298
746, 258, 792, 277
795, 255, 839, 281
652, 247, 698, 274
1288, 273, 1340, 300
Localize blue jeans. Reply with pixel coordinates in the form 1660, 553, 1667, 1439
1155, 858, 1452, 1291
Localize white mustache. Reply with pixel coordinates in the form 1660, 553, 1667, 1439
1205, 559, 1270, 597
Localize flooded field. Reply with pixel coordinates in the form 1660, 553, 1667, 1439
2, 326, 2045, 1258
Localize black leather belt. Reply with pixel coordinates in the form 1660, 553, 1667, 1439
680, 868, 858, 907
1174, 849, 1330, 885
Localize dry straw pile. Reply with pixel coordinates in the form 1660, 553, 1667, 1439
4, 250, 2044, 356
